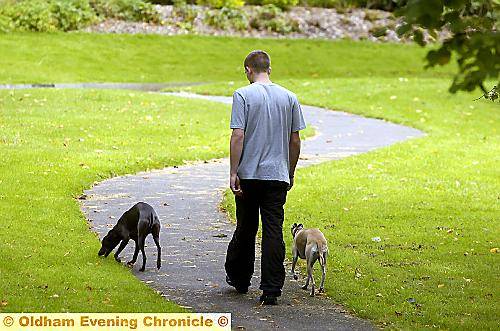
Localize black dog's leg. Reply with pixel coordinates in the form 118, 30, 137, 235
138, 236, 146, 272
114, 239, 129, 262
137, 224, 148, 272
127, 239, 139, 266
152, 224, 161, 270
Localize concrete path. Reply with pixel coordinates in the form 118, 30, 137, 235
80, 92, 423, 330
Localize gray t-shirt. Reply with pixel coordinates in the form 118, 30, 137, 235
230, 82, 306, 184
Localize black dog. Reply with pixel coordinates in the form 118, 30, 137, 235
98, 202, 161, 271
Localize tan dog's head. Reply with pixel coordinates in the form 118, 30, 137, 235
291, 223, 304, 238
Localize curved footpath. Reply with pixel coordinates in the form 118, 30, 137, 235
79, 92, 423, 330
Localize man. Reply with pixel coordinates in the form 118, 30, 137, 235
224, 50, 306, 305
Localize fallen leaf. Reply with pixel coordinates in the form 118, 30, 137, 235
438, 284, 445, 288
490, 247, 498, 253
213, 234, 228, 238
1, 300, 7, 307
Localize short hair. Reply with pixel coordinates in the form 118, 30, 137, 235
244, 50, 271, 73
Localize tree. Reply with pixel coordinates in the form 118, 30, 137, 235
396, 0, 499, 101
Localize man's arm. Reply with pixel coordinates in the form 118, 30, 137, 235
230, 128, 245, 196
288, 131, 301, 190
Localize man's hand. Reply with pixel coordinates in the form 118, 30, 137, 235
230, 173, 243, 197
287, 176, 294, 191
288, 132, 300, 191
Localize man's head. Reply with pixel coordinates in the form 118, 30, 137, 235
244, 50, 271, 83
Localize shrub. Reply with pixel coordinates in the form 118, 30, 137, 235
51, 0, 97, 31
249, 4, 300, 33
0, 0, 159, 32
0, 0, 96, 32
261, 0, 298, 10
246, 0, 298, 10
196, 0, 244, 9
89, 0, 160, 23
298, 0, 337, 8
204, 6, 248, 30
0, 13, 13, 32
145, 0, 196, 3
171, 0, 199, 31
340, 0, 405, 11
297, 0, 405, 10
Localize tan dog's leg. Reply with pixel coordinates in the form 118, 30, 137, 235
308, 258, 316, 297
291, 245, 299, 280
301, 261, 311, 291
319, 252, 326, 293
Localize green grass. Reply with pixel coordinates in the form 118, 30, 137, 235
0, 88, 231, 312
1, 32, 498, 329
185, 78, 500, 329
0, 32, 453, 84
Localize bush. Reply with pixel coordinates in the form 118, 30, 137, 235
297, 0, 405, 10
262, 0, 298, 10
0, 0, 96, 32
249, 4, 299, 33
51, 0, 97, 31
340, 0, 405, 11
0, 13, 13, 32
246, 0, 298, 10
298, 0, 337, 8
0, 0, 159, 32
204, 6, 248, 30
171, 0, 198, 31
89, 0, 160, 23
196, 0, 244, 9
144, 0, 196, 3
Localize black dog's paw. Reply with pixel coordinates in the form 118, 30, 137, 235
139, 267, 145, 272
318, 288, 324, 293
114, 257, 121, 263
157, 263, 161, 270
301, 284, 308, 290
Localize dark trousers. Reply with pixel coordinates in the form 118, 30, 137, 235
225, 179, 288, 296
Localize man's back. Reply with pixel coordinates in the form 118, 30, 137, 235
230, 82, 306, 184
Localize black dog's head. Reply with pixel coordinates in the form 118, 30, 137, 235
98, 229, 121, 257
291, 223, 303, 238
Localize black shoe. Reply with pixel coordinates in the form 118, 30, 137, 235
259, 293, 278, 305
226, 275, 248, 294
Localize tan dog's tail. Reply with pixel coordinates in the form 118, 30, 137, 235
317, 242, 328, 266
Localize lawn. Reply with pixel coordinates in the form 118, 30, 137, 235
0, 32, 453, 84
0, 88, 230, 311
0, 33, 498, 329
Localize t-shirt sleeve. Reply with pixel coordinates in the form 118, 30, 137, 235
230, 91, 246, 129
291, 96, 306, 132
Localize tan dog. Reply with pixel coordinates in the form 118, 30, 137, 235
291, 223, 328, 296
